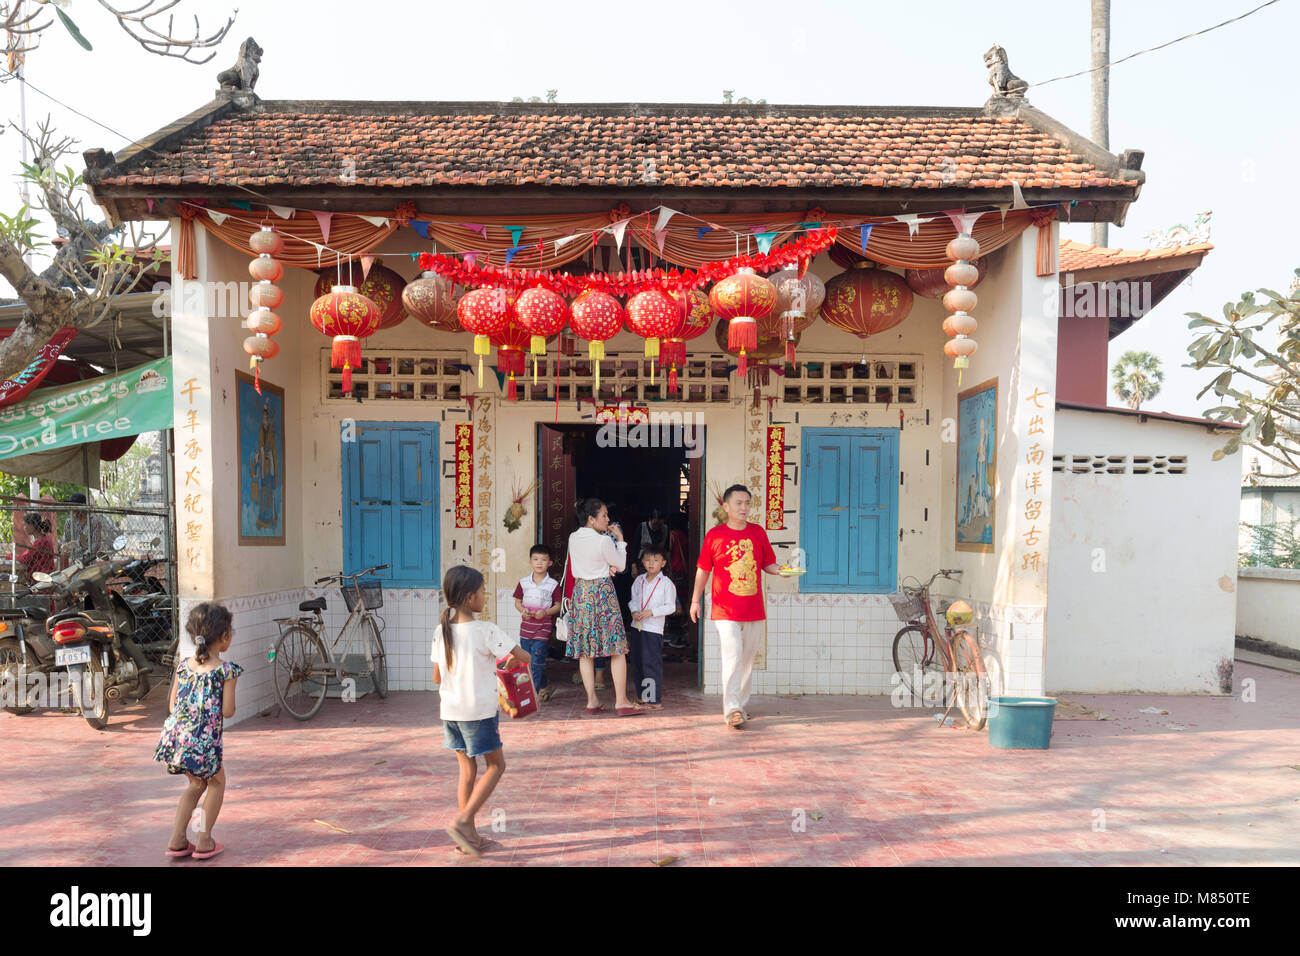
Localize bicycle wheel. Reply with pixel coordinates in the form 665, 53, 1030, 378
363, 616, 388, 699
892, 625, 945, 704
951, 630, 988, 730
272, 626, 328, 721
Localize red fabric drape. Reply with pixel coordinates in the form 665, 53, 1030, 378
176, 206, 198, 280
1030, 208, 1059, 276
195, 208, 399, 269
832, 209, 1037, 270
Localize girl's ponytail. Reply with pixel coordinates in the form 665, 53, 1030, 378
439, 564, 485, 674
185, 602, 232, 665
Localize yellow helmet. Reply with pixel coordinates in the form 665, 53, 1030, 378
945, 600, 974, 627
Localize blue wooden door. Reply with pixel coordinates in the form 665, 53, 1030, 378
343, 422, 439, 587
800, 428, 898, 593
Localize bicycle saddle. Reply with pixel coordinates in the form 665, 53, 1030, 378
299, 597, 327, 613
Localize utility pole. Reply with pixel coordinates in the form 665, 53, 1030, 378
1090, 0, 1110, 247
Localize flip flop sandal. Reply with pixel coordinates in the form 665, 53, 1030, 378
444, 827, 482, 858
164, 841, 195, 858
585, 705, 606, 715
192, 842, 224, 861
454, 836, 501, 854
726, 711, 746, 728
616, 706, 645, 717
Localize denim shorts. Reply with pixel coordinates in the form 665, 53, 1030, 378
442, 713, 502, 758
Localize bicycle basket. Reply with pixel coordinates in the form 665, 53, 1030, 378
889, 589, 926, 623
342, 578, 384, 612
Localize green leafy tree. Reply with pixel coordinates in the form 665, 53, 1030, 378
1186, 273, 1300, 472
1111, 350, 1164, 410
1240, 518, 1300, 569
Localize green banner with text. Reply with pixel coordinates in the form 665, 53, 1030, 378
0, 356, 173, 461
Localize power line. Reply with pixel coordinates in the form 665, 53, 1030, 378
1028, 0, 1282, 89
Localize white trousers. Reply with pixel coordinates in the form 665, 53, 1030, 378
716, 619, 763, 717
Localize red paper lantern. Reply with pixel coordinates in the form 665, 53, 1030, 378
249, 228, 284, 256
491, 322, 534, 402
625, 288, 680, 386
661, 289, 712, 395
514, 287, 570, 355
569, 289, 625, 395
244, 226, 284, 391
309, 285, 382, 395
248, 281, 283, 311
709, 268, 777, 376
243, 335, 279, 363
457, 288, 513, 386
248, 256, 284, 283
906, 259, 987, 298
314, 262, 408, 331
403, 271, 461, 331
246, 307, 281, 337
820, 263, 914, 357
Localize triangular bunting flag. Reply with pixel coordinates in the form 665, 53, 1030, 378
206, 210, 228, 226
311, 242, 324, 268
409, 219, 431, 240
270, 205, 294, 220
145, 198, 154, 213
754, 231, 778, 254
505, 246, 522, 264
892, 214, 935, 238
360, 255, 376, 279
996, 203, 1011, 226
229, 200, 252, 211
459, 223, 488, 237
655, 207, 677, 232
654, 228, 667, 255
610, 219, 629, 251
464, 252, 480, 268
797, 220, 823, 231
697, 226, 713, 239
555, 233, 583, 249
859, 224, 874, 254
1011, 181, 1028, 210
313, 211, 333, 245
358, 214, 389, 228
943, 210, 982, 236
507, 226, 524, 246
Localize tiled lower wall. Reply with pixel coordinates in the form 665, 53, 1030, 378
183, 588, 444, 727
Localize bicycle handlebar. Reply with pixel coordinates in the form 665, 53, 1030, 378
314, 564, 390, 586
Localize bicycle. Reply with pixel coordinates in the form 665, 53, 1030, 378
270, 564, 390, 721
889, 569, 990, 730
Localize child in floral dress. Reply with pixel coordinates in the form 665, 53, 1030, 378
154, 603, 241, 861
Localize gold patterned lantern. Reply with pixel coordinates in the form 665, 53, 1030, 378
820, 262, 913, 362
403, 271, 461, 331
309, 285, 382, 395
709, 268, 777, 377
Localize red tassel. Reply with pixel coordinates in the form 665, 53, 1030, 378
332, 336, 362, 372
669, 365, 678, 395
342, 365, 353, 395
508, 373, 518, 402
738, 351, 748, 378
728, 317, 758, 353
254, 363, 262, 394
785, 340, 796, 364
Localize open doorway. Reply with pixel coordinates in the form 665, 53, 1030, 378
538, 423, 705, 685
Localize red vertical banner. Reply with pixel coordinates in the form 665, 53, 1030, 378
766, 426, 785, 530
455, 422, 474, 528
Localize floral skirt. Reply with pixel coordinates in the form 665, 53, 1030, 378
565, 577, 628, 659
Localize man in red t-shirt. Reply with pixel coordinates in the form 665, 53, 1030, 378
690, 484, 789, 729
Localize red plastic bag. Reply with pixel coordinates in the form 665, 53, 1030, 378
496, 659, 538, 719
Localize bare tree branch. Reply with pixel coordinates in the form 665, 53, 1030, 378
95, 0, 235, 64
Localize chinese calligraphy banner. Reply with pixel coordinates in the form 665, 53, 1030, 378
956, 377, 997, 553
0, 356, 173, 461
455, 422, 474, 528
766, 426, 785, 530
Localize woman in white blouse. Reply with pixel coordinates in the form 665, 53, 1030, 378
565, 498, 643, 716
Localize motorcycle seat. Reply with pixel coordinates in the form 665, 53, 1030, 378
299, 597, 327, 613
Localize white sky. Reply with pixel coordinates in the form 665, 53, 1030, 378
5, 0, 1297, 417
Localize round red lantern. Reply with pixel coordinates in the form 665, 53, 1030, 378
248, 256, 283, 283
515, 287, 570, 356
625, 288, 680, 385
249, 227, 284, 257
246, 307, 281, 337
569, 289, 625, 395
248, 281, 283, 311
243, 335, 279, 364
403, 271, 461, 332
820, 263, 914, 357
709, 268, 777, 376
905, 259, 987, 298
314, 262, 408, 331
309, 285, 382, 395
457, 287, 513, 387
660, 289, 712, 395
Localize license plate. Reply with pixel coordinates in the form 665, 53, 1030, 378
56, 645, 91, 667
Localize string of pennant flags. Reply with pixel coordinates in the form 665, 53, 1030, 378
174, 186, 1078, 277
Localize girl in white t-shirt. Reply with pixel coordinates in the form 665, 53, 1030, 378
432, 564, 529, 857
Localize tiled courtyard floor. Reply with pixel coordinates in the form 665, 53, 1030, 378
1, 660, 1296, 867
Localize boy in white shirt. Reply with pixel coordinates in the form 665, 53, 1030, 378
512, 544, 561, 701
627, 545, 677, 709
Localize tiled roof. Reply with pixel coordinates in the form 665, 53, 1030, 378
92, 101, 1141, 192
1058, 238, 1213, 272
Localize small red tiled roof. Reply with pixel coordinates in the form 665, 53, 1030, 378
92, 101, 1140, 192
1058, 238, 1213, 272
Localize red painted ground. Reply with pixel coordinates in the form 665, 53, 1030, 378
2, 661, 1296, 867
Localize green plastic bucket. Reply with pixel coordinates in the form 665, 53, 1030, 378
987, 696, 1057, 749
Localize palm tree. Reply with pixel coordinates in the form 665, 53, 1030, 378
1111, 351, 1164, 410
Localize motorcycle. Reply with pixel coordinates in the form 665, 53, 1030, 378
0, 575, 63, 715
111, 538, 177, 670
37, 535, 155, 730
